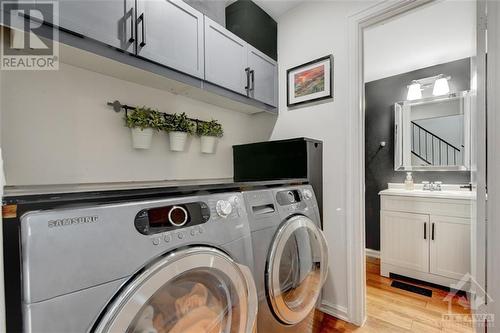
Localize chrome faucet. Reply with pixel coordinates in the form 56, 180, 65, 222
422, 181, 431, 191
433, 181, 442, 191
423, 181, 442, 191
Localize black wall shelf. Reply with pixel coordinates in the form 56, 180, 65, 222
107, 100, 210, 128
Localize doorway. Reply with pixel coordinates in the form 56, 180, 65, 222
347, 0, 487, 331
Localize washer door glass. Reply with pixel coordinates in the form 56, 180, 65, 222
94, 247, 257, 333
267, 215, 329, 325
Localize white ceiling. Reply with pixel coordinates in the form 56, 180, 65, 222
226, 0, 304, 21
364, 0, 476, 82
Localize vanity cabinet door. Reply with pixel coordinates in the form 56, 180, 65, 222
136, 0, 205, 78
430, 216, 471, 280
381, 211, 429, 273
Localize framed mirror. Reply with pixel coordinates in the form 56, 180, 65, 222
394, 91, 471, 171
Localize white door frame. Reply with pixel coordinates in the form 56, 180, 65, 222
346, 0, 469, 325
470, 1, 489, 329
486, 0, 499, 329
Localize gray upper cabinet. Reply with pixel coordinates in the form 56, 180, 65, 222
26, 0, 277, 112
204, 16, 248, 96
136, 0, 204, 79
42, 0, 135, 53
247, 46, 278, 107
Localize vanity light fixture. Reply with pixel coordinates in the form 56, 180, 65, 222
432, 76, 450, 96
407, 82, 422, 100
406, 74, 451, 100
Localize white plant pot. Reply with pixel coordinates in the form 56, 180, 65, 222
131, 127, 153, 149
200, 136, 217, 154
169, 131, 188, 152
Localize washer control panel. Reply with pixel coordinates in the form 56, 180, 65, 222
136, 194, 245, 236
276, 189, 302, 205
275, 188, 312, 212
216, 199, 232, 217
302, 189, 314, 200
209, 195, 242, 220
135, 202, 210, 235
151, 224, 206, 246
145, 194, 245, 246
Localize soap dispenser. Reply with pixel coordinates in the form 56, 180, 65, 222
405, 172, 414, 190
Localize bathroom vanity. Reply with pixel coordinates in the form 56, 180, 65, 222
379, 184, 474, 289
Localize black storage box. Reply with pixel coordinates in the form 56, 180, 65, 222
233, 138, 323, 219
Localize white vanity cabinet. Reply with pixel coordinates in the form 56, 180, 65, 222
429, 215, 471, 280
381, 211, 430, 273
380, 187, 472, 288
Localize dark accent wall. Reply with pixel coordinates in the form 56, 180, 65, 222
365, 58, 472, 251
184, 0, 226, 26
226, 0, 278, 60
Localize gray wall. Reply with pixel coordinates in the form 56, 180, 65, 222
0, 62, 275, 185
364, 58, 472, 251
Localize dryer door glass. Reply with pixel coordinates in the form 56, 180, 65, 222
94, 247, 257, 333
267, 215, 329, 325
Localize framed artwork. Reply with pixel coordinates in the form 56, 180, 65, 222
287, 55, 334, 107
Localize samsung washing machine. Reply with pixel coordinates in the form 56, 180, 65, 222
243, 185, 328, 333
20, 192, 257, 333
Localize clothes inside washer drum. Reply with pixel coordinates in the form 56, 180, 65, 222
127, 277, 240, 333
167, 306, 222, 333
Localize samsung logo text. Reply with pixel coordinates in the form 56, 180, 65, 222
48, 216, 99, 228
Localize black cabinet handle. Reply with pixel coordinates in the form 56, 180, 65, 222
128, 7, 135, 43
139, 13, 146, 47
250, 69, 255, 91
244, 67, 250, 95
431, 223, 435, 240
460, 183, 473, 191
424, 223, 427, 240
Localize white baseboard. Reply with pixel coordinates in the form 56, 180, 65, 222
365, 248, 380, 258
319, 301, 349, 322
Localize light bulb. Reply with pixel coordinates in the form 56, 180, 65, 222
407, 83, 422, 100
433, 78, 450, 96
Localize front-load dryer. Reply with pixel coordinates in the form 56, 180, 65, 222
20, 192, 257, 333
243, 185, 328, 333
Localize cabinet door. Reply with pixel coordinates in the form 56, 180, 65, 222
381, 211, 429, 273
40, 0, 135, 52
204, 16, 248, 95
248, 46, 278, 107
136, 0, 204, 78
430, 216, 471, 280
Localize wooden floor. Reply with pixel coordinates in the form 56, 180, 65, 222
313, 257, 473, 332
